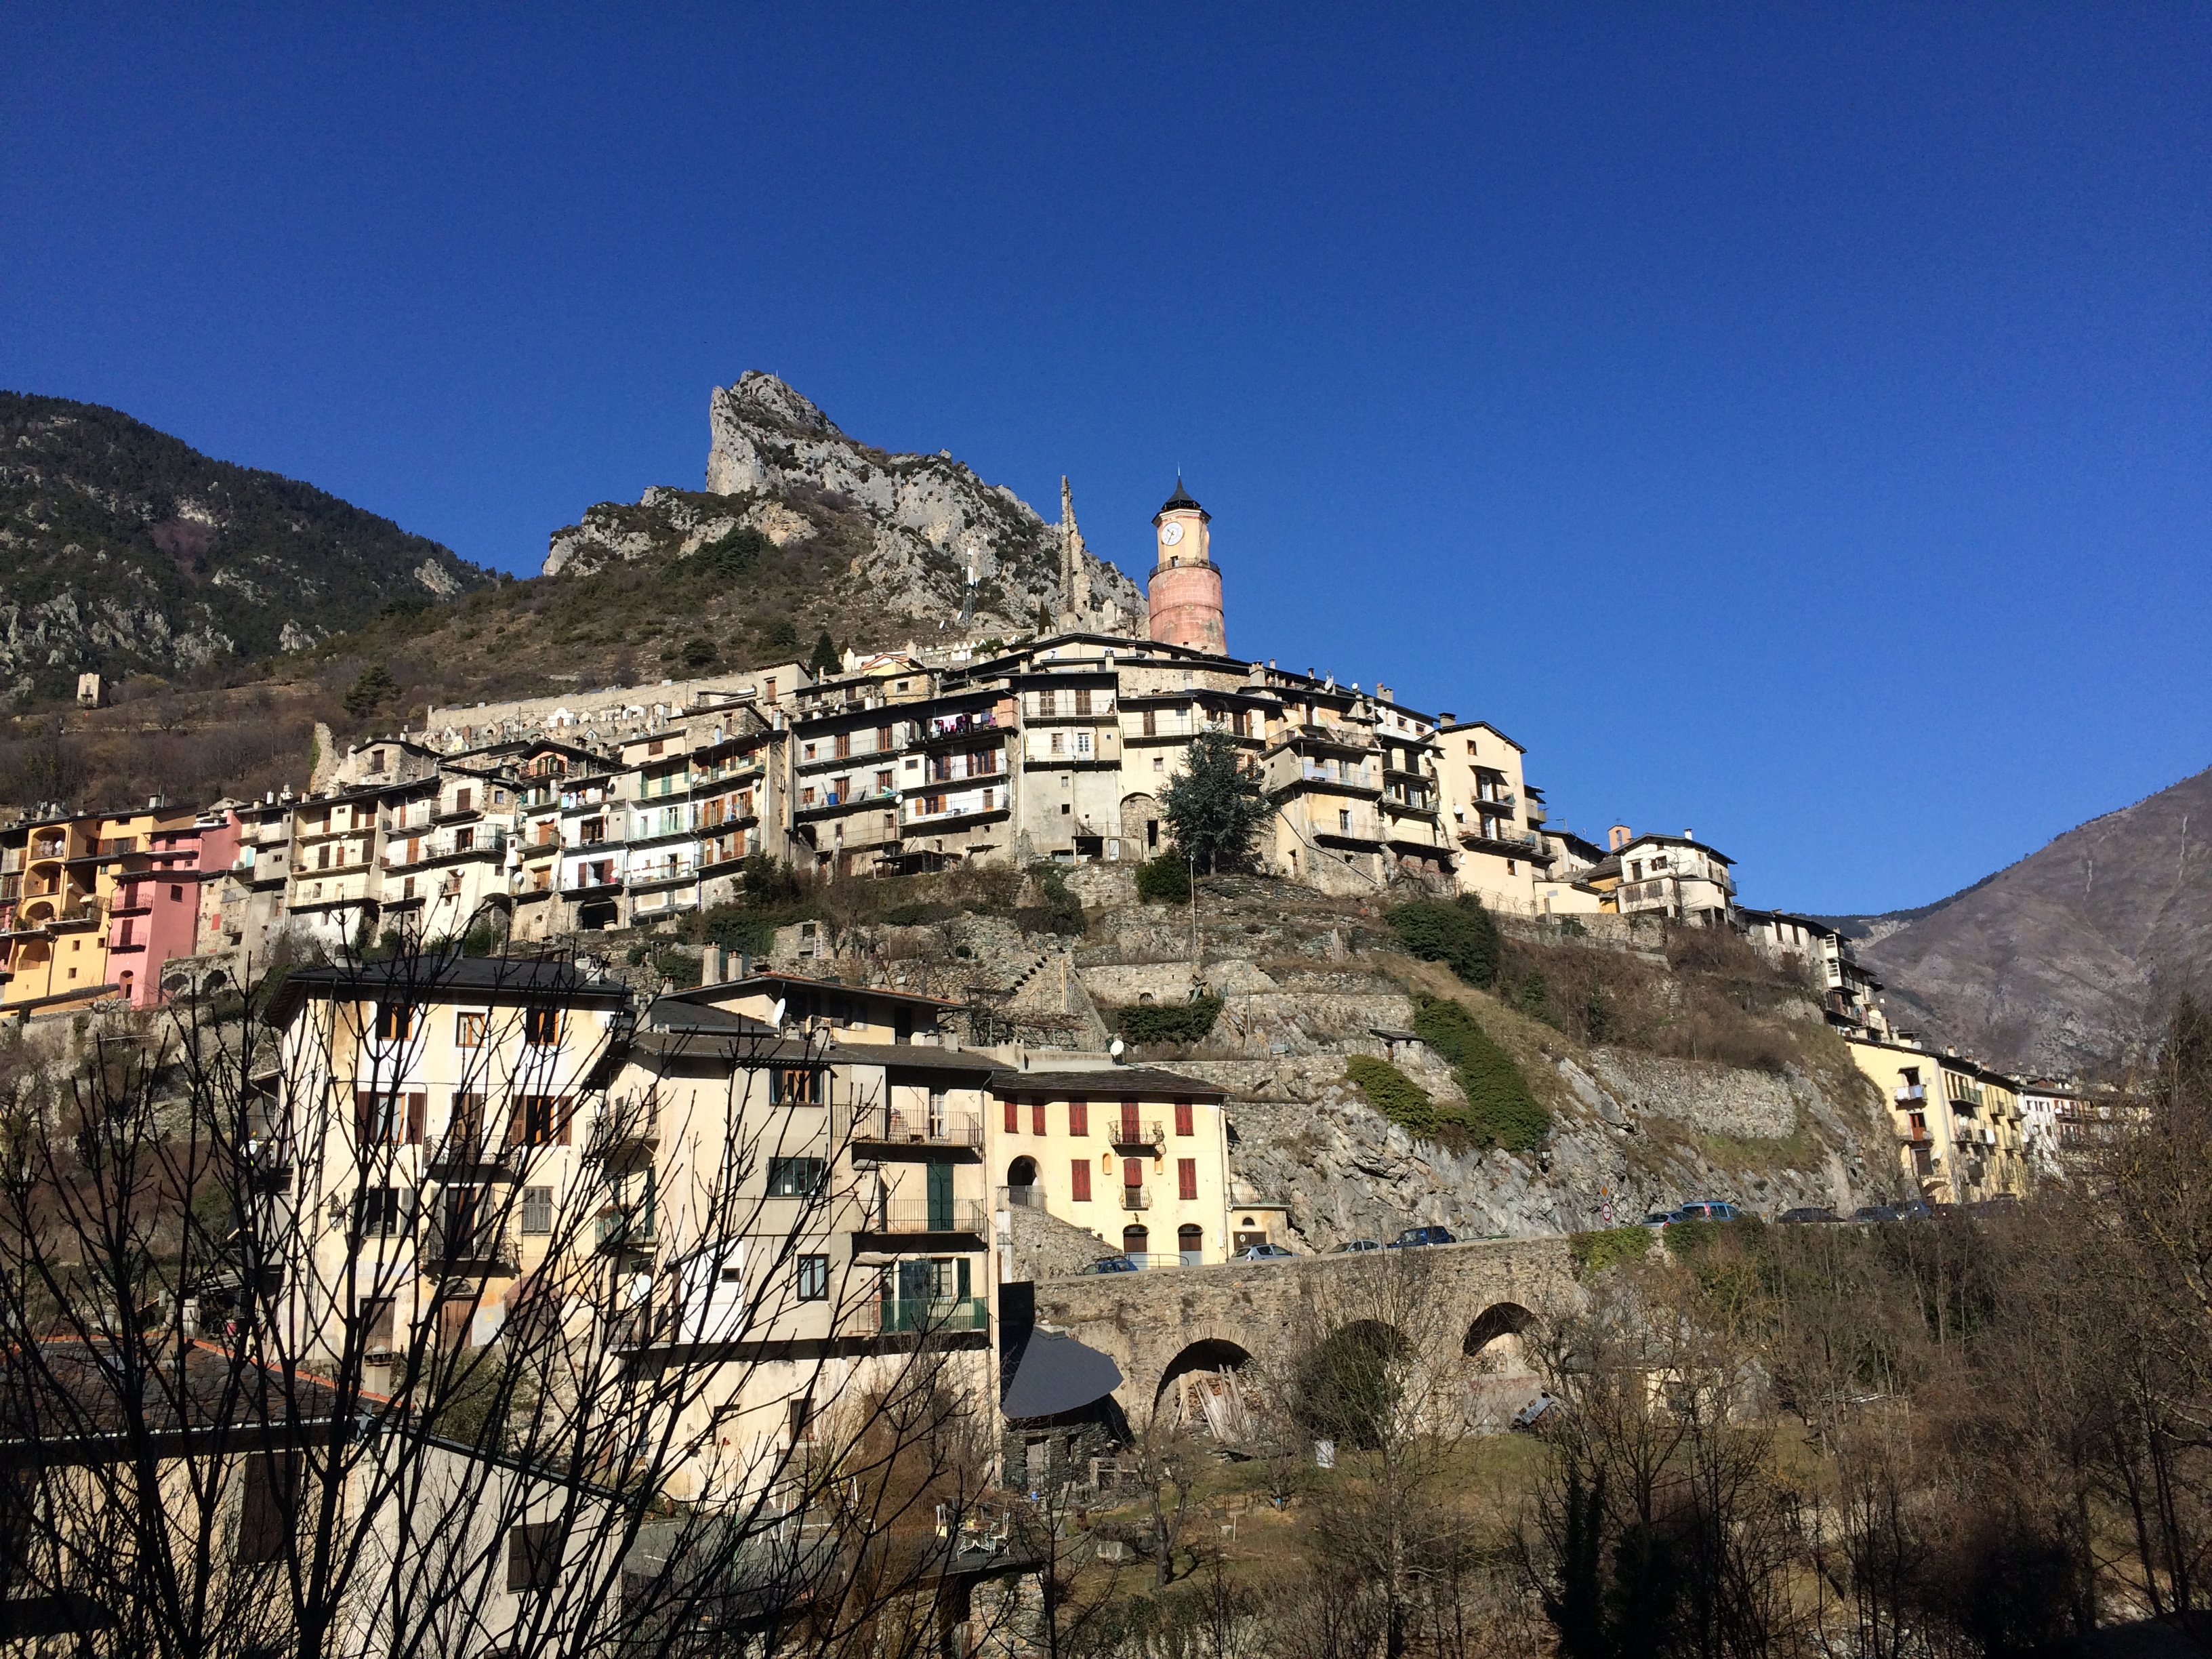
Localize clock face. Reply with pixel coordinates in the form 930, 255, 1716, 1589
1160, 522, 1185, 547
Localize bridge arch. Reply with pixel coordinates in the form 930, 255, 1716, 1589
1464, 1301, 1534, 1357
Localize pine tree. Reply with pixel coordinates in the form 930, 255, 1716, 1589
1160, 731, 1271, 874
807, 630, 840, 677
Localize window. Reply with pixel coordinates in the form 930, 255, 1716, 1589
767, 1158, 826, 1196
1004, 1097, 1020, 1133
237, 1452, 303, 1563
1031, 1101, 1047, 1136
1075, 731, 1093, 757
354, 1090, 423, 1145
1179, 1159, 1199, 1201
374, 1002, 414, 1043
770, 1068, 825, 1105
1050, 732, 1065, 757
788, 1395, 816, 1445
516, 1095, 568, 1146
1070, 1160, 1092, 1202
523, 1007, 560, 1047
507, 1521, 565, 1592
927, 1089, 947, 1136
359, 1296, 396, 1351
1075, 687, 1092, 716
455, 1011, 486, 1048
1143, 710, 1157, 737
1175, 1099, 1195, 1137
796, 1254, 829, 1300
836, 732, 852, 759
169, 884, 183, 903
455, 789, 472, 814
356, 1185, 402, 1236
1068, 1100, 1088, 1136
521, 1186, 554, 1234
1338, 810, 1352, 834
1153, 756, 1164, 773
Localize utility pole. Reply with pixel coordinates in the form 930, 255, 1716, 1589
1189, 851, 1199, 991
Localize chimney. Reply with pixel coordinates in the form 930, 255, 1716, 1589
1608, 823, 1632, 852
1683, 827, 1694, 842
1438, 711, 1455, 724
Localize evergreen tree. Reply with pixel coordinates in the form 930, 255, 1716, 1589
1160, 731, 1271, 874
807, 630, 840, 677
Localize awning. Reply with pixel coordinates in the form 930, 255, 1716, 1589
1001, 1329, 1122, 1420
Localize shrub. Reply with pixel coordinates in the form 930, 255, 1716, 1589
1662, 1218, 1722, 1257
1016, 863, 1085, 937
1411, 996, 1551, 1153
1135, 854, 1192, 905
880, 901, 956, 926
1345, 1055, 1440, 1136
342, 663, 396, 719
1118, 995, 1223, 1046
1569, 1226, 1653, 1278
653, 950, 703, 989
1384, 897, 1500, 988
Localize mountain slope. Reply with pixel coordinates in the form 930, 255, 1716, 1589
0, 392, 491, 703
1834, 766, 2212, 1074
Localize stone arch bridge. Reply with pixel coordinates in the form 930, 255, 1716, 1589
1028, 1235, 1582, 1425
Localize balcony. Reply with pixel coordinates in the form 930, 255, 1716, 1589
873, 1296, 989, 1334
914, 714, 1000, 748
423, 1216, 519, 1274
860, 1198, 986, 1236
590, 1099, 661, 1160
1120, 1186, 1150, 1211
1000, 1184, 1046, 1210
1894, 1084, 1927, 1103
1109, 1119, 1165, 1151
1948, 1084, 1986, 1111
424, 1131, 522, 1180
594, 1204, 658, 1254
842, 1103, 982, 1152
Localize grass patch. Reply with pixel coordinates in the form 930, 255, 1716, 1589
1569, 1225, 1654, 1278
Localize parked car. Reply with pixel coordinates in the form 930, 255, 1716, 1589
1332, 1239, 1384, 1253
1080, 1254, 1141, 1274
1641, 1211, 1677, 1228
1778, 1206, 1839, 1224
1893, 1197, 1938, 1220
1849, 1205, 1899, 1224
1239, 1243, 1296, 1261
1389, 1225, 1456, 1249
1671, 1200, 1743, 1223
1511, 1393, 1562, 1433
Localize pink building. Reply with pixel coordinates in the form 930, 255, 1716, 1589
105, 810, 237, 1008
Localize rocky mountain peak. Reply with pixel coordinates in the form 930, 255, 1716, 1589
548, 374, 1143, 640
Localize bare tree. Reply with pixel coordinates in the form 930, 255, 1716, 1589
0, 914, 1017, 1659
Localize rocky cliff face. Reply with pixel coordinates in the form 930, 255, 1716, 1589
544, 373, 1143, 638
0, 392, 489, 705
1837, 764, 2212, 1075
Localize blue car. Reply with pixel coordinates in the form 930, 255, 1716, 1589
1389, 1225, 1456, 1248
1080, 1254, 1141, 1274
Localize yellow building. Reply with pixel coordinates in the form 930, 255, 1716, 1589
988, 1057, 1234, 1267
1434, 719, 1549, 913
1, 811, 110, 1012
617, 972, 999, 1500
1845, 1036, 2028, 1204
268, 954, 637, 1367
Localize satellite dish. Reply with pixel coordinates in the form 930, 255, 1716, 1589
769, 998, 787, 1031
1109, 1038, 1125, 1058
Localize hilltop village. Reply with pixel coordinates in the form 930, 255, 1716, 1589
3, 478, 2108, 1231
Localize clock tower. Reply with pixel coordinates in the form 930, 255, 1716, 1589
1146, 478, 1226, 653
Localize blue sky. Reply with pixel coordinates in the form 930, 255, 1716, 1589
5, 7, 2207, 914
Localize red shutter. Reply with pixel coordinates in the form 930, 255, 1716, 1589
1179, 1159, 1198, 1201
405, 1094, 426, 1145
1175, 1099, 1195, 1137
1120, 1101, 1139, 1141
1069, 1100, 1088, 1137
1124, 1158, 1143, 1189
355, 1091, 374, 1144
1031, 1102, 1046, 1136
1003, 1098, 1019, 1134
1070, 1161, 1091, 1202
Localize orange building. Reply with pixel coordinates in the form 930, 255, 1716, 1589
1146, 479, 1225, 653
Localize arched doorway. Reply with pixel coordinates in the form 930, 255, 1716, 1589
1176, 1223, 1204, 1266
1120, 794, 1162, 857
1006, 1155, 1039, 1205
1155, 1337, 1256, 1440
1121, 1223, 1149, 1263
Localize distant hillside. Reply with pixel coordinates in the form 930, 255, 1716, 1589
0, 392, 491, 703
1826, 767, 2212, 1075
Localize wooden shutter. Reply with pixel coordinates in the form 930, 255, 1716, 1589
405, 1094, 426, 1145
1175, 1099, 1195, 1136
507, 1096, 524, 1146
557, 1097, 574, 1145
1002, 1097, 1018, 1134
355, 1091, 374, 1144
1070, 1161, 1090, 1202
1179, 1159, 1198, 1201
